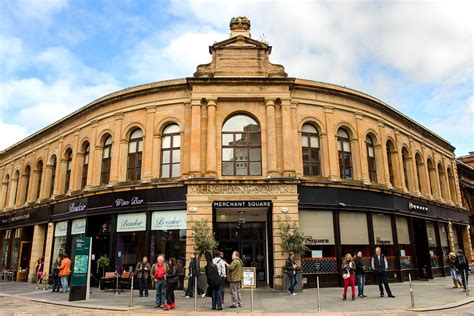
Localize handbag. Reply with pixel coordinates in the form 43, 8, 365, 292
342, 272, 350, 280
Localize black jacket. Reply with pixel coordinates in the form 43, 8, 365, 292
166, 265, 179, 283
354, 257, 365, 275
286, 258, 296, 276
189, 258, 200, 277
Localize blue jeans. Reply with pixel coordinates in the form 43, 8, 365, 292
356, 274, 365, 296
60, 276, 69, 292
450, 268, 462, 286
288, 274, 297, 294
155, 279, 166, 306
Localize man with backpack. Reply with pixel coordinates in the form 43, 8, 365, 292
204, 250, 222, 310
455, 249, 470, 292
227, 251, 243, 308
211, 251, 226, 310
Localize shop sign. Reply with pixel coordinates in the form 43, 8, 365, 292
213, 201, 272, 208
408, 202, 428, 214
151, 211, 186, 230
117, 213, 146, 232
113, 196, 145, 208
53, 198, 87, 216
69, 237, 92, 301
189, 184, 297, 195
375, 237, 391, 245
54, 221, 68, 237
242, 267, 256, 288
71, 218, 86, 235
305, 236, 331, 245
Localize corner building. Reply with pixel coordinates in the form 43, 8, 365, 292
0, 18, 471, 288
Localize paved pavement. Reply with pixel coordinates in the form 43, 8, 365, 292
0, 276, 473, 315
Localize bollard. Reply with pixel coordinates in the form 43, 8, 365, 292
251, 283, 254, 312
408, 273, 415, 308
463, 270, 469, 297
115, 273, 119, 295
316, 276, 321, 312
194, 276, 197, 311
129, 274, 134, 307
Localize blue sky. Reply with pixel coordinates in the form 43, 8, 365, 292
0, 0, 473, 156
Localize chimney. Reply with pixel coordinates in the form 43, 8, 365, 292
229, 16, 251, 38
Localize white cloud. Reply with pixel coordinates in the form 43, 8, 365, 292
0, 123, 28, 150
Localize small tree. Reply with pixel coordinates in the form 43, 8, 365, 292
97, 255, 110, 277
191, 218, 217, 255
278, 215, 309, 257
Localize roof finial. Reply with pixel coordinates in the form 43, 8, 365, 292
229, 16, 251, 38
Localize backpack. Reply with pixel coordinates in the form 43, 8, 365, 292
456, 255, 467, 268
205, 261, 221, 289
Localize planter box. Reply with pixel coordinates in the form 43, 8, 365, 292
282, 272, 303, 293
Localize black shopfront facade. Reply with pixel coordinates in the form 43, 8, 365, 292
297, 185, 469, 288
49, 186, 186, 286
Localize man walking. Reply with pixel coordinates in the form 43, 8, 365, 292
371, 247, 395, 298
455, 249, 470, 292
227, 251, 243, 308
58, 253, 71, 293
135, 256, 151, 297
354, 251, 367, 298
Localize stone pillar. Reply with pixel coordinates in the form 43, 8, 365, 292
6, 176, 18, 208
53, 139, 64, 197
28, 224, 46, 282
280, 98, 295, 177
432, 159, 443, 202
109, 113, 124, 185
142, 106, 156, 182
290, 102, 301, 177
461, 225, 473, 262
378, 121, 391, 187
70, 131, 81, 192
408, 139, 420, 195
394, 130, 405, 191
324, 106, 338, 180
206, 99, 217, 177
265, 99, 278, 176
450, 160, 463, 207
0, 178, 8, 209
17, 172, 29, 206
43, 223, 55, 276
189, 99, 202, 177
355, 112, 369, 183
447, 220, 455, 252
85, 121, 98, 189
421, 146, 434, 199
28, 169, 39, 203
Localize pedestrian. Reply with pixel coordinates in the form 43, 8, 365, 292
58, 253, 71, 293
286, 252, 298, 295
455, 249, 470, 292
135, 256, 151, 297
219, 251, 227, 305
212, 251, 226, 310
447, 252, 463, 288
35, 257, 44, 289
185, 252, 205, 298
371, 247, 395, 298
342, 253, 356, 301
354, 251, 367, 298
51, 256, 61, 292
153, 254, 168, 308
163, 257, 179, 311
227, 250, 243, 308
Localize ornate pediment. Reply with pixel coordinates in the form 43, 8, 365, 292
194, 17, 287, 78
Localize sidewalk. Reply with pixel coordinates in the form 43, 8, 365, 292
0, 276, 472, 314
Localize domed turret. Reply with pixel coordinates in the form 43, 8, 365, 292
229, 16, 251, 38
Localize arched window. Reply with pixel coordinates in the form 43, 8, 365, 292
64, 149, 73, 192
337, 128, 352, 179
415, 153, 423, 193
0, 174, 10, 209
12, 170, 20, 205
447, 168, 457, 203
301, 124, 321, 176
21, 165, 31, 204
386, 141, 395, 186
437, 163, 448, 200
49, 155, 57, 197
366, 135, 377, 182
161, 124, 181, 178
35, 160, 43, 200
222, 114, 261, 176
402, 147, 410, 189
427, 159, 435, 196
81, 142, 90, 189
101, 135, 112, 184
127, 129, 143, 181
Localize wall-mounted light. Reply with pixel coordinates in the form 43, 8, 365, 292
338, 202, 346, 207
281, 207, 289, 213
188, 207, 197, 213
48, 222, 53, 227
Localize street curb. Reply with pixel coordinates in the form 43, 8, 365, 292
0, 293, 141, 312
407, 296, 474, 312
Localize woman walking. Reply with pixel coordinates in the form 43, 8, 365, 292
447, 252, 463, 288
51, 256, 61, 292
35, 257, 44, 289
286, 252, 298, 295
163, 257, 179, 311
342, 253, 356, 301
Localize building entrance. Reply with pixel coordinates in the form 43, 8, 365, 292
214, 204, 272, 287
413, 219, 432, 279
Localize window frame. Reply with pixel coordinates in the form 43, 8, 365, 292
366, 135, 377, 182
101, 136, 112, 184
337, 129, 352, 179
301, 124, 321, 177
160, 125, 181, 178
81, 143, 90, 189
127, 129, 143, 181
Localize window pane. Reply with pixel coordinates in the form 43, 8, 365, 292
222, 162, 234, 175
373, 213, 393, 244
338, 140, 342, 151
249, 162, 261, 175
248, 133, 261, 146
249, 148, 261, 161
137, 140, 143, 152
302, 148, 310, 162
303, 163, 310, 176
302, 124, 317, 134
312, 164, 321, 176
235, 133, 246, 146
162, 150, 170, 163
236, 148, 247, 161
299, 211, 334, 244
103, 147, 110, 159
310, 136, 319, 148
128, 142, 136, 154
368, 146, 374, 157
311, 148, 320, 162
339, 212, 368, 244
173, 135, 181, 148
301, 135, 309, 147
171, 163, 180, 177
222, 115, 259, 132
161, 164, 170, 178
162, 136, 171, 149
163, 124, 180, 134
222, 148, 234, 161
343, 140, 350, 152
172, 149, 180, 163
236, 163, 248, 175
222, 134, 233, 146
396, 216, 410, 244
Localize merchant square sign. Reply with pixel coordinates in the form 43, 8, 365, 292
188, 184, 297, 195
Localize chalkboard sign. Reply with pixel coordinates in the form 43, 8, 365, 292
242, 267, 256, 288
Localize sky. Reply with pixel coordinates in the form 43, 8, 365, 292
0, 0, 473, 156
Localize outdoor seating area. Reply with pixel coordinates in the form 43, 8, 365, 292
1, 270, 15, 281
100, 271, 133, 293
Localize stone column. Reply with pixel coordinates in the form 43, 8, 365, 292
6, 176, 18, 208
85, 121, 98, 189
151, 133, 162, 178
432, 157, 443, 202
447, 220, 455, 252
408, 139, 420, 195
378, 121, 391, 187
206, 99, 217, 177
421, 146, 433, 199
189, 99, 202, 177
394, 130, 405, 191
0, 178, 8, 209
28, 224, 46, 282
355, 112, 369, 183
38, 148, 50, 200
324, 106, 338, 180
43, 223, 55, 276
142, 106, 156, 182
265, 99, 278, 176
280, 98, 295, 177
291, 102, 302, 177
109, 113, 124, 184
461, 225, 473, 262
70, 130, 81, 192
27, 168, 39, 203
17, 172, 29, 206
53, 139, 64, 197
450, 161, 463, 207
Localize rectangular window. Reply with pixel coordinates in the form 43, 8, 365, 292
339, 212, 368, 244
373, 213, 393, 245
396, 216, 410, 244
299, 210, 335, 245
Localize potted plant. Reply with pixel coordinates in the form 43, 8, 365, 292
279, 215, 309, 292
97, 255, 110, 278
191, 218, 217, 290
